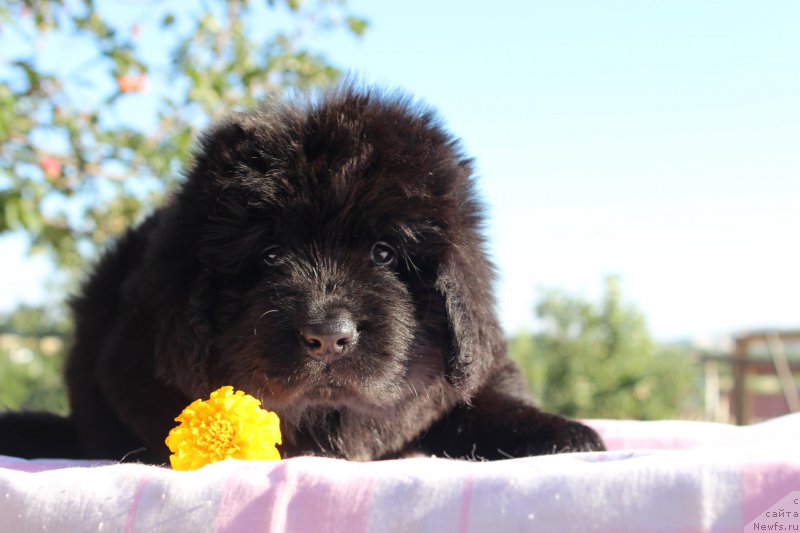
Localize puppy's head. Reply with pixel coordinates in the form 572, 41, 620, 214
152, 87, 503, 420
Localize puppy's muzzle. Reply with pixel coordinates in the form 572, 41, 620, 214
300, 311, 358, 363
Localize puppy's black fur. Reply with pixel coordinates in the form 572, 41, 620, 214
0, 87, 604, 463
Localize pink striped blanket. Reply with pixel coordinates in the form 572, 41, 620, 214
1, 414, 799, 533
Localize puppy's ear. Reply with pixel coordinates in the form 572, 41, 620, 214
436, 240, 505, 398
153, 275, 213, 395
143, 207, 214, 396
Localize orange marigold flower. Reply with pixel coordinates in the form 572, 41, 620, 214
165, 386, 282, 471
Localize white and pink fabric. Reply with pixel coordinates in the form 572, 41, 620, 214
1, 414, 799, 532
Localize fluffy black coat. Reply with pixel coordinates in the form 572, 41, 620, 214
0, 87, 604, 463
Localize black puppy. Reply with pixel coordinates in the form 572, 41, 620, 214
0, 87, 604, 463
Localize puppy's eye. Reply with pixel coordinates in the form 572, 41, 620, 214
261, 245, 282, 267
370, 241, 397, 267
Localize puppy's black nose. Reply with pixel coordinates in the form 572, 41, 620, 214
301, 314, 358, 362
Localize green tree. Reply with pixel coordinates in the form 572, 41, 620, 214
0, 0, 366, 410
0, 305, 69, 413
510, 277, 700, 419
0, 0, 367, 277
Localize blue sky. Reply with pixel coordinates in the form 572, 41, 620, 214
2, 1, 799, 341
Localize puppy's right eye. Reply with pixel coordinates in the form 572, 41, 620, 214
370, 241, 397, 267
261, 246, 282, 267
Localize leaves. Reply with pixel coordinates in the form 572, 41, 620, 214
0, 305, 70, 413
509, 277, 701, 419
346, 16, 368, 38
0, 0, 369, 410
0, 0, 368, 280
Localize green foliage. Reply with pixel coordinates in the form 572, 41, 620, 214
0, 0, 367, 277
509, 277, 701, 419
0, 0, 366, 413
0, 305, 69, 413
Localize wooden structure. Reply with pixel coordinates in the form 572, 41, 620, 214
729, 330, 800, 424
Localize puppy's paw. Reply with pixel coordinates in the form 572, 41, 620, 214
553, 419, 606, 453
516, 416, 606, 456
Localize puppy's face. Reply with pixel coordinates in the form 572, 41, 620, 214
164, 92, 480, 422
204, 190, 448, 418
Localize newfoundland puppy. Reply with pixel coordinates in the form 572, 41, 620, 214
0, 87, 604, 463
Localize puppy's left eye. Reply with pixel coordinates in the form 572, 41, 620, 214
261, 245, 283, 267
370, 241, 397, 267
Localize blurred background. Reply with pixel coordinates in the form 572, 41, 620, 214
1, 0, 798, 423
